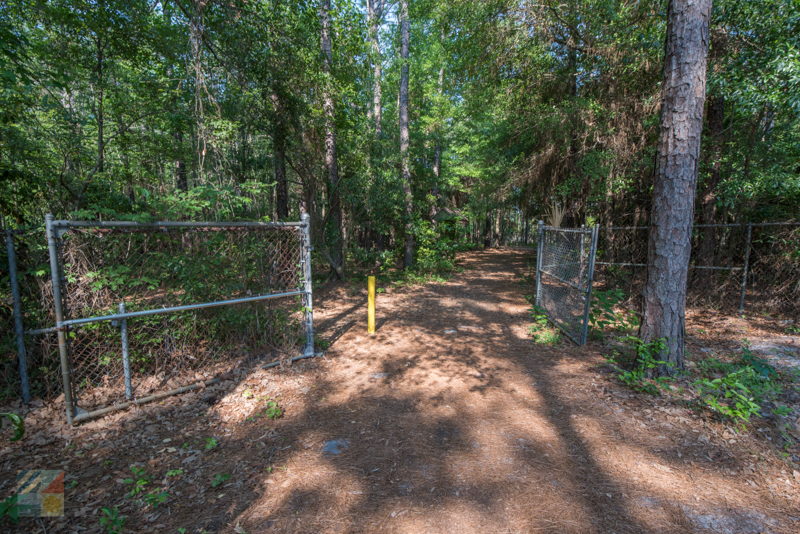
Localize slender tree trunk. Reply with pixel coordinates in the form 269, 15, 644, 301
399, 0, 414, 268
367, 0, 383, 136
430, 51, 444, 219
95, 37, 105, 174
319, 0, 344, 277
640, 0, 712, 373
190, 0, 207, 181
271, 92, 289, 220
432, 64, 443, 180
175, 132, 188, 191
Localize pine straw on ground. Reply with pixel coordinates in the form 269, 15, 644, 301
1, 248, 799, 533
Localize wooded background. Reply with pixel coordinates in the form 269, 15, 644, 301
1, 0, 798, 276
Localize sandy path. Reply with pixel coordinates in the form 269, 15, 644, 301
231, 248, 798, 533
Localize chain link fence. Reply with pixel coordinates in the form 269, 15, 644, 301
535, 224, 599, 345
595, 222, 800, 316
2, 215, 315, 423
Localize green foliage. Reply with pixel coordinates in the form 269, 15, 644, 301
210, 473, 231, 488
693, 346, 785, 423
589, 289, 639, 333
0, 495, 19, 524
527, 305, 561, 345
412, 220, 459, 274
143, 491, 169, 508
203, 437, 219, 451
263, 400, 283, 420
1, 413, 24, 441
608, 337, 672, 395
121, 465, 149, 497
99, 506, 126, 534
694, 368, 763, 423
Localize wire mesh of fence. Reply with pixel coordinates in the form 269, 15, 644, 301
2, 216, 314, 422
595, 222, 800, 316
48, 219, 309, 418
536, 225, 598, 345
747, 224, 800, 315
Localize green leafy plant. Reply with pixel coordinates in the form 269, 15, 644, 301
740, 347, 778, 379
143, 490, 169, 508
528, 305, 561, 345
122, 466, 149, 497
610, 337, 671, 395
211, 473, 231, 488
692, 345, 785, 424
0, 495, 19, 524
1, 413, 24, 441
99, 506, 126, 534
694, 368, 762, 423
263, 400, 283, 420
589, 289, 639, 333
203, 437, 219, 451
166, 469, 184, 478
772, 404, 792, 417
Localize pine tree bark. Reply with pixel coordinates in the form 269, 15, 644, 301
640, 0, 712, 372
319, 0, 344, 277
399, 0, 414, 268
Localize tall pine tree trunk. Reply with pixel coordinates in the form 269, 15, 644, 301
399, 0, 414, 268
319, 0, 344, 277
640, 0, 712, 372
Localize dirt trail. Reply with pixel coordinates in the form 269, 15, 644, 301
2, 248, 798, 533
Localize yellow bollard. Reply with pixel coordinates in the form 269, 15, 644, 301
367, 275, 376, 334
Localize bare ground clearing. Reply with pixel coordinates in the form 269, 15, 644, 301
2, 248, 799, 533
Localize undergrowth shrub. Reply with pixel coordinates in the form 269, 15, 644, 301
692, 346, 784, 424
606, 336, 672, 395
694, 368, 763, 423
589, 289, 639, 336
528, 305, 561, 345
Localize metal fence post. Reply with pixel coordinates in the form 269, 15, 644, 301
300, 210, 315, 357
46, 214, 74, 424
580, 225, 600, 345
118, 302, 132, 400
535, 220, 544, 307
5, 227, 31, 403
739, 222, 753, 313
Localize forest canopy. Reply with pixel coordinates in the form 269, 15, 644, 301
1, 0, 798, 275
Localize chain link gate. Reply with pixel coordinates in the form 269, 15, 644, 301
535, 223, 599, 345
43, 213, 315, 424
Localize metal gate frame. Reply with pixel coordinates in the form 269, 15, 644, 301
43, 212, 316, 424
535, 222, 599, 345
